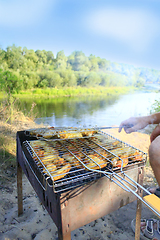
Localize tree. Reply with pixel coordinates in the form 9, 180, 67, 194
135, 77, 145, 87
0, 48, 6, 67
82, 72, 101, 87
21, 71, 40, 89
99, 72, 110, 86
55, 50, 67, 69
58, 69, 77, 87
5, 44, 25, 70
0, 69, 23, 123
23, 48, 38, 63
88, 54, 99, 71
98, 58, 110, 71
76, 71, 88, 86
38, 71, 62, 88
67, 51, 90, 71
48, 72, 62, 87
1, 70, 22, 93
46, 51, 54, 63
35, 50, 47, 64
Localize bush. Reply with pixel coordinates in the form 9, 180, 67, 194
0, 70, 23, 94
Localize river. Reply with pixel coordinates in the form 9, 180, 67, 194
16, 85, 160, 128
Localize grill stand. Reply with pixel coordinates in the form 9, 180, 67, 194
17, 161, 23, 216
17, 164, 144, 239
135, 168, 144, 240
16, 132, 144, 240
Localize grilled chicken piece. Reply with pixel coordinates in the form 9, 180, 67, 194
110, 148, 128, 167
29, 127, 98, 139
41, 155, 65, 166
111, 147, 143, 165
127, 149, 143, 161
44, 164, 57, 172
50, 163, 71, 181
30, 140, 59, 157
29, 128, 46, 137
62, 153, 81, 167
42, 130, 58, 139
58, 132, 83, 139
82, 130, 98, 137
94, 147, 108, 157
112, 156, 128, 168
85, 155, 107, 170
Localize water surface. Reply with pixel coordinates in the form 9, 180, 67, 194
16, 87, 160, 128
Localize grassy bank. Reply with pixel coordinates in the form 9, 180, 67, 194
12, 86, 134, 99
0, 104, 44, 183
0, 87, 135, 101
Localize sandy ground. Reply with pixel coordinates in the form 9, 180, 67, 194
0, 127, 159, 240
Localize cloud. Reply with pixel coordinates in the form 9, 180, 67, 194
0, 0, 54, 27
85, 7, 160, 52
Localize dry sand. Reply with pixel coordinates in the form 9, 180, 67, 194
0, 127, 159, 240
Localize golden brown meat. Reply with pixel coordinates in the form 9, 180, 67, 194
58, 132, 83, 139
50, 163, 71, 181
112, 156, 128, 168
82, 130, 98, 137
62, 152, 81, 167
85, 154, 107, 170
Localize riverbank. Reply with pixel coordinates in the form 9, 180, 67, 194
12, 86, 134, 99
0, 108, 45, 184
0, 111, 158, 240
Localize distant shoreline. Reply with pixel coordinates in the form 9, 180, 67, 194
8, 86, 135, 99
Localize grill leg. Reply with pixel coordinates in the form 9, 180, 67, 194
58, 229, 71, 240
17, 161, 23, 216
135, 167, 144, 240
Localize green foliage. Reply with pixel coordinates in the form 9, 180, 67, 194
55, 50, 67, 69
135, 77, 145, 87
67, 51, 90, 71
58, 69, 77, 87
0, 44, 159, 94
150, 99, 160, 114
0, 70, 22, 94
82, 72, 101, 87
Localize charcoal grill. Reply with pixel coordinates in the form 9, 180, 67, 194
17, 128, 151, 239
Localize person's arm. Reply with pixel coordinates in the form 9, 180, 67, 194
118, 112, 160, 134
149, 112, 160, 124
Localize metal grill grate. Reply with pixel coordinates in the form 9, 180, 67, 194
23, 131, 146, 193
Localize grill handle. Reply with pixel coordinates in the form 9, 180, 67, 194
118, 172, 160, 217
76, 161, 160, 217
100, 169, 160, 217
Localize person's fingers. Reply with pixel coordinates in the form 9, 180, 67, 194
118, 123, 124, 133
124, 126, 136, 133
118, 121, 131, 133
119, 123, 135, 133
118, 126, 123, 133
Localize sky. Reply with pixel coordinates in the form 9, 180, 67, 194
0, 0, 160, 70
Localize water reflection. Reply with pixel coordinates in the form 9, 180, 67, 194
16, 95, 120, 127
15, 90, 160, 127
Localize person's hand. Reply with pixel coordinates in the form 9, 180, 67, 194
150, 124, 160, 142
118, 116, 148, 134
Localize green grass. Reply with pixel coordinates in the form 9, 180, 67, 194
0, 92, 6, 100
0, 133, 16, 182
11, 86, 134, 99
